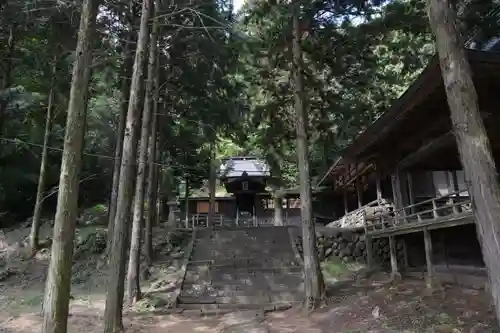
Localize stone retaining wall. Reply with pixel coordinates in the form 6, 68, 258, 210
294, 227, 406, 267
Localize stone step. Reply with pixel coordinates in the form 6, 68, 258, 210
180, 288, 304, 302
176, 227, 304, 310
186, 264, 303, 272
175, 302, 294, 312
177, 294, 302, 305
186, 256, 299, 267
183, 269, 302, 282
193, 242, 292, 251
180, 282, 303, 295
182, 271, 304, 292
183, 271, 302, 283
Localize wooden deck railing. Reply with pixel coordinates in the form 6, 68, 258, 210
178, 213, 302, 229
364, 189, 473, 233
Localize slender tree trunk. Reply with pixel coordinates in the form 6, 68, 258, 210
103, 0, 152, 330
292, 5, 325, 312
207, 142, 217, 227
156, 123, 166, 226
158, 168, 168, 225
184, 178, 189, 227
29, 56, 57, 254
107, 11, 136, 254
427, 0, 500, 323
144, 54, 160, 267
273, 191, 284, 226
0, 24, 15, 137
126, 0, 159, 304
41, 1, 98, 332
268, 156, 284, 226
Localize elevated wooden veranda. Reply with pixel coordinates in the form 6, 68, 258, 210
317, 50, 500, 286
364, 190, 474, 239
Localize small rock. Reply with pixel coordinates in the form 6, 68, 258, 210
372, 306, 380, 318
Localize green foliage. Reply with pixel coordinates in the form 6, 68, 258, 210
1, 0, 498, 220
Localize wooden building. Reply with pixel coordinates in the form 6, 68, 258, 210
318, 50, 500, 285
179, 157, 304, 227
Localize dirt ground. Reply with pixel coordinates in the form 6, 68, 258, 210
1, 223, 499, 333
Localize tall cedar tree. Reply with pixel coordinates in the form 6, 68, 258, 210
126, 0, 160, 304
107, 3, 136, 254
208, 142, 217, 226
145, 51, 161, 266
41, 0, 98, 332
427, 0, 500, 323
103, 0, 152, 330
29, 55, 57, 253
292, 3, 325, 311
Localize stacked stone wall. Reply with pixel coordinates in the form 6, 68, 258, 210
294, 228, 406, 267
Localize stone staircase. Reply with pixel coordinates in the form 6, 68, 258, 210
177, 226, 304, 311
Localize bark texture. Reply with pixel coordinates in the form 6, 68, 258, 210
292, 6, 325, 311
29, 56, 57, 253
269, 158, 284, 226
103, 0, 152, 330
107, 8, 136, 254
41, 1, 97, 332
0, 24, 15, 137
126, 0, 159, 303
208, 143, 217, 227
184, 178, 189, 227
145, 52, 161, 266
273, 192, 285, 226
427, 0, 500, 322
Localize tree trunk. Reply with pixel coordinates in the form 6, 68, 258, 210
268, 157, 284, 226
184, 178, 189, 227
0, 24, 15, 137
273, 191, 284, 226
29, 56, 57, 254
144, 50, 161, 267
41, 1, 98, 332
103, 0, 152, 330
207, 142, 217, 227
126, 0, 159, 304
427, 0, 500, 322
156, 109, 167, 226
107, 8, 136, 254
292, 5, 325, 311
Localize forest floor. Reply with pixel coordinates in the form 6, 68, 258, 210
0, 213, 498, 332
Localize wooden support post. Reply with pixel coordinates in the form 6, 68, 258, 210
343, 190, 348, 215
391, 170, 405, 224
423, 228, 435, 289
376, 173, 383, 203
389, 236, 401, 281
407, 172, 416, 214
432, 199, 439, 218
356, 177, 363, 209
451, 170, 460, 214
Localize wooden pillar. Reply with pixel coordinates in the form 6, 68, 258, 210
391, 172, 401, 209
343, 190, 348, 215
407, 172, 416, 214
376, 173, 383, 203
356, 177, 363, 209
451, 170, 461, 213
391, 171, 405, 224
423, 228, 434, 288
389, 235, 401, 280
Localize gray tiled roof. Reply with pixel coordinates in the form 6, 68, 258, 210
219, 157, 270, 178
